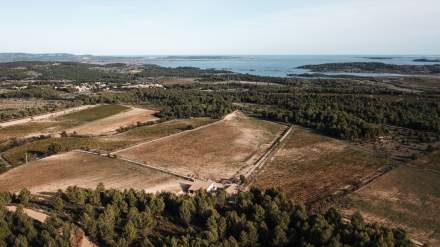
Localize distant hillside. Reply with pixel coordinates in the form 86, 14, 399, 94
298, 62, 440, 75
0, 53, 143, 63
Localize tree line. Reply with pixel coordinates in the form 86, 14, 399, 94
0, 186, 414, 247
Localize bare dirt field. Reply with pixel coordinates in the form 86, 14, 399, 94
0, 151, 186, 194
342, 151, 440, 246
251, 127, 386, 206
115, 111, 286, 181
67, 106, 158, 136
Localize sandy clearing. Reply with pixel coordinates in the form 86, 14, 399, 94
116, 111, 285, 181
67, 107, 158, 136
5, 205, 97, 247
0, 105, 98, 128
0, 151, 185, 194
6, 205, 48, 223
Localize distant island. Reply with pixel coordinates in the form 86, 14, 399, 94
413, 58, 440, 63
298, 62, 440, 75
363, 57, 394, 60
161, 56, 239, 60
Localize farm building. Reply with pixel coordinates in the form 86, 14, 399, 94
187, 180, 223, 194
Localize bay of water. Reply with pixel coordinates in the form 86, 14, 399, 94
141, 55, 440, 77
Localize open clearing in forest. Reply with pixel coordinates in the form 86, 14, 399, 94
116, 111, 286, 181
251, 127, 386, 206
343, 151, 440, 246
0, 151, 186, 194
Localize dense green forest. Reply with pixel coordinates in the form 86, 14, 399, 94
71, 84, 439, 140
0, 192, 73, 246
0, 187, 414, 246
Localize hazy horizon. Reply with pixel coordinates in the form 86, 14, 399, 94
2, 0, 440, 55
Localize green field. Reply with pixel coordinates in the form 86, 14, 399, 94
345, 151, 440, 246
60, 104, 129, 122
114, 117, 215, 141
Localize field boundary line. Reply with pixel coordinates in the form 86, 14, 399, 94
74, 150, 196, 182
241, 125, 294, 181
112, 110, 239, 154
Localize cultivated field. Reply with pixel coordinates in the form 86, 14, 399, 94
0, 105, 101, 141
343, 151, 440, 246
104, 117, 215, 142
0, 104, 97, 128
251, 127, 386, 207
0, 151, 186, 194
0, 122, 56, 142
58, 104, 128, 123
66, 106, 158, 136
1, 117, 216, 166
115, 111, 286, 181
0, 104, 147, 142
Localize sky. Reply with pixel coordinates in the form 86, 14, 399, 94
1, 0, 440, 55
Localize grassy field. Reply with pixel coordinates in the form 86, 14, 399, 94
251, 127, 386, 208
0, 151, 186, 193
343, 151, 440, 246
59, 104, 129, 123
109, 117, 215, 141
116, 111, 286, 180
2, 117, 216, 166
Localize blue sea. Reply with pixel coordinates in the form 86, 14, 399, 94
141, 55, 440, 77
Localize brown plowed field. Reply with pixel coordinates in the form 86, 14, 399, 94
0, 151, 185, 193
343, 151, 440, 246
116, 111, 285, 180
252, 127, 385, 204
